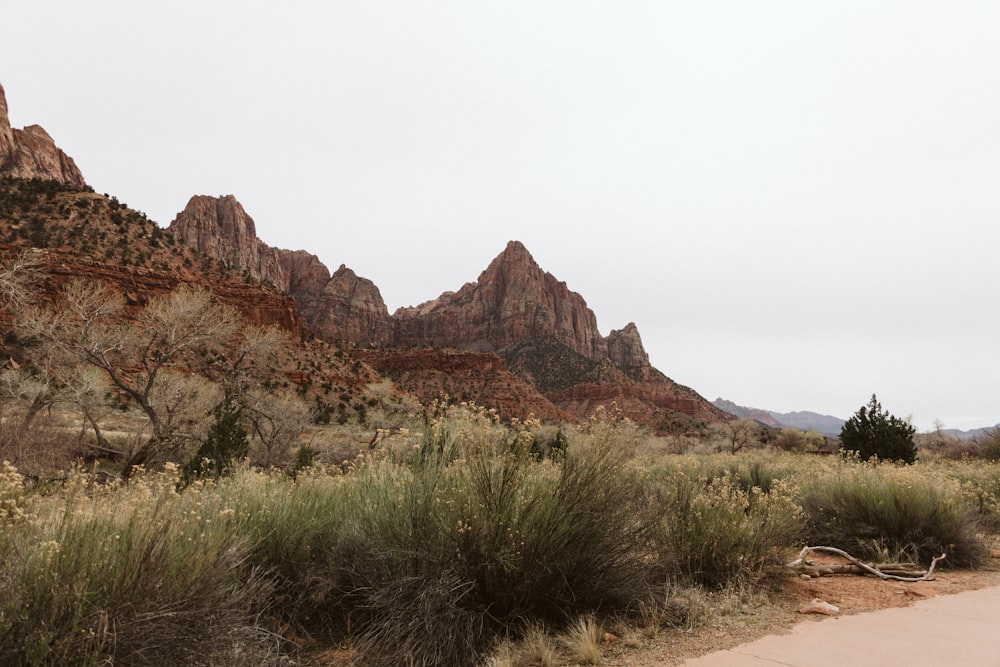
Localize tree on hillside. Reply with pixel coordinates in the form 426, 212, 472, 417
16, 280, 240, 478
839, 394, 917, 463
240, 388, 310, 468
712, 418, 761, 454
0, 249, 45, 313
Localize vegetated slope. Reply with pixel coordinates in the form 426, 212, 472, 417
352, 346, 574, 422
0, 178, 387, 419
0, 178, 303, 333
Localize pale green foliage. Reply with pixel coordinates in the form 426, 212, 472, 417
0, 465, 272, 665
646, 457, 804, 587
3, 420, 1000, 666
800, 458, 983, 566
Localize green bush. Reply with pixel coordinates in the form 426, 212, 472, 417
179, 400, 249, 488
799, 460, 984, 567
840, 394, 917, 463
218, 466, 353, 635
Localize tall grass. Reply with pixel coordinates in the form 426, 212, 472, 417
643, 455, 804, 588
934, 459, 1000, 534
332, 406, 651, 665
0, 466, 272, 666
799, 459, 984, 567
2, 422, 998, 666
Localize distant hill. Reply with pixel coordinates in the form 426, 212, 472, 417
938, 425, 998, 441
713, 398, 845, 436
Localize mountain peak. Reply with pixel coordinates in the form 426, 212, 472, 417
0, 82, 86, 187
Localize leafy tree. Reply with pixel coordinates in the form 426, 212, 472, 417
839, 394, 917, 463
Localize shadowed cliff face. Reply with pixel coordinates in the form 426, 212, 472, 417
0, 84, 85, 188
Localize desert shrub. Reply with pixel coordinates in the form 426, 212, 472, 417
799, 460, 984, 567
327, 405, 649, 666
916, 428, 978, 460
973, 427, 1000, 461
773, 428, 828, 453
219, 466, 352, 633
936, 460, 1000, 534
0, 467, 272, 666
647, 466, 803, 588
0, 460, 27, 523
699, 453, 799, 496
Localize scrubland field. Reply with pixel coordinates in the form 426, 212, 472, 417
2, 405, 999, 667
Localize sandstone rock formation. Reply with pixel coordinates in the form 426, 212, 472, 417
305, 265, 392, 344
168, 195, 287, 287
392, 242, 728, 430
393, 241, 621, 361
167, 204, 727, 430
0, 83, 85, 187
169, 195, 392, 344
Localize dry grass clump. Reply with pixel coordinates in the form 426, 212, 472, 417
0, 465, 276, 666
643, 455, 804, 588
559, 616, 603, 665
799, 458, 985, 567
514, 624, 560, 667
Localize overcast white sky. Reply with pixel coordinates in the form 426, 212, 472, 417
3, 1, 999, 431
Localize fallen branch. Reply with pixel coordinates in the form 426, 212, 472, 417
786, 546, 946, 582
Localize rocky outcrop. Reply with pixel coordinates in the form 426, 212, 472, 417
169, 195, 287, 288
0, 83, 85, 187
393, 241, 618, 360
607, 322, 650, 369
306, 265, 392, 345
169, 195, 392, 344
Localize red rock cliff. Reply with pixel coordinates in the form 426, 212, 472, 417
392, 241, 615, 360
168, 195, 392, 344
0, 83, 85, 187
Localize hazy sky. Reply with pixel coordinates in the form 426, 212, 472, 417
3, 1, 999, 431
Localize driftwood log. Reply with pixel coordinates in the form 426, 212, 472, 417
786, 546, 947, 582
